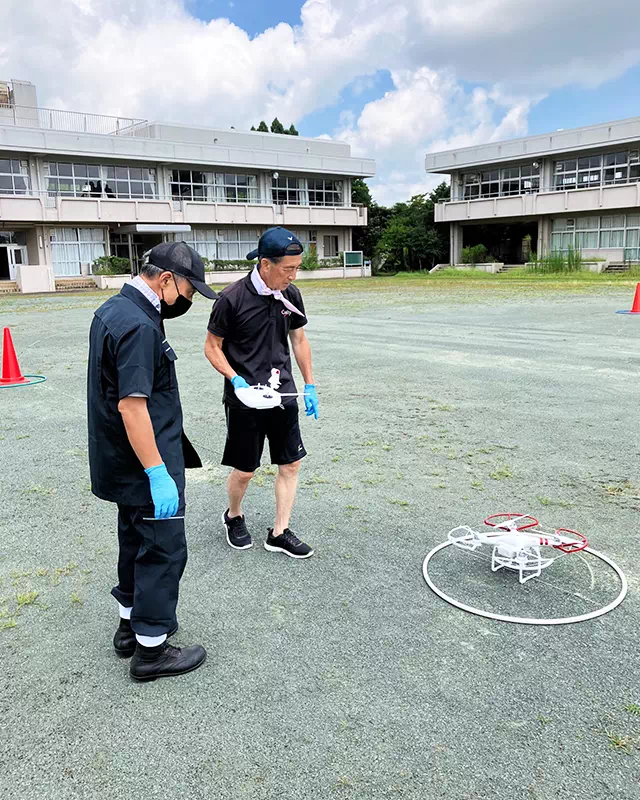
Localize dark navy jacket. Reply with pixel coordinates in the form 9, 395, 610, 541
87, 283, 201, 506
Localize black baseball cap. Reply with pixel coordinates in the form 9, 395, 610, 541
146, 242, 217, 299
246, 227, 304, 261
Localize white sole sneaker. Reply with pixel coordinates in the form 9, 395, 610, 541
263, 541, 314, 559
221, 512, 253, 550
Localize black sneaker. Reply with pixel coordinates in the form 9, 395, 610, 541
264, 528, 314, 559
222, 509, 253, 550
113, 619, 179, 659
130, 641, 206, 682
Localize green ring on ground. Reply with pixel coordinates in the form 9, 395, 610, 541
0, 375, 47, 389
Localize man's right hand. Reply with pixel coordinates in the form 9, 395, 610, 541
144, 464, 179, 519
231, 375, 250, 390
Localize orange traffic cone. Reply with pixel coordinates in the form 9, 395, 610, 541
0, 327, 28, 384
617, 283, 640, 315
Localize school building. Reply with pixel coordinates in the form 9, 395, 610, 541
0, 79, 375, 293
426, 116, 640, 267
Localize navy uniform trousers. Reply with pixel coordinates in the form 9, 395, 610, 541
111, 494, 187, 637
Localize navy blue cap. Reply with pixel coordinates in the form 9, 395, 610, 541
247, 227, 304, 261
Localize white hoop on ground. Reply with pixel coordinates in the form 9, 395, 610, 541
422, 541, 628, 626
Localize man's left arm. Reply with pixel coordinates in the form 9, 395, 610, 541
289, 327, 318, 419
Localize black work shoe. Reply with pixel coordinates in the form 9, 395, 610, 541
264, 528, 314, 559
129, 641, 207, 682
113, 619, 179, 659
222, 509, 253, 550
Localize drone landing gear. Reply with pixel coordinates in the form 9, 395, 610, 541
490, 545, 554, 585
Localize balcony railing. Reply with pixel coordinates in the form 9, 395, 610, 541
0, 104, 149, 137
444, 178, 640, 203
0, 188, 358, 209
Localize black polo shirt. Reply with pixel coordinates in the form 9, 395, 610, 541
207, 272, 307, 407
87, 283, 200, 506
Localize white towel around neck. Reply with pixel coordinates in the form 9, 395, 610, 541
251, 266, 305, 317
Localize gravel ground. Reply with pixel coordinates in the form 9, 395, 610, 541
0, 278, 639, 800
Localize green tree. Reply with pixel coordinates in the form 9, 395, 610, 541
250, 125, 256, 131
287, 124, 299, 136
378, 218, 410, 270
351, 178, 373, 206
257, 121, 269, 132
271, 118, 286, 134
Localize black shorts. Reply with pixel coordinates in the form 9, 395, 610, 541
222, 402, 307, 473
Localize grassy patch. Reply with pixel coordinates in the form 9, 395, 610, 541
23, 485, 57, 497
490, 465, 513, 481
71, 593, 84, 607
390, 499, 410, 507
624, 703, 640, 716
16, 591, 38, 608
605, 731, 635, 755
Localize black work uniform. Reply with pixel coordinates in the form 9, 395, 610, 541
87, 283, 201, 637
207, 273, 308, 473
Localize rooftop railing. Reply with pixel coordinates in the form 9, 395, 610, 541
0, 104, 149, 137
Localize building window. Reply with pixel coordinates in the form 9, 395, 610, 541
170, 228, 262, 261
46, 163, 156, 199
217, 228, 261, 260
214, 173, 258, 203
171, 228, 220, 260
50, 227, 106, 276
308, 179, 344, 206
551, 214, 640, 260
272, 176, 306, 205
462, 164, 539, 199
0, 159, 30, 195
554, 150, 640, 192
170, 171, 258, 203
171, 169, 211, 201
289, 229, 317, 249
103, 166, 156, 199
323, 235, 339, 258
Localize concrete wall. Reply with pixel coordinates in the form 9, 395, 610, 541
426, 117, 640, 171
0, 124, 375, 177
0, 194, 369, 227
93, 264, 371, 290
436, 183, 640, 223
140, 123, 351, 159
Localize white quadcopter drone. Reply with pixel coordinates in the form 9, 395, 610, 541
234, 368, 310, 410
423, 512, 628, 625
448, 513, 588, 585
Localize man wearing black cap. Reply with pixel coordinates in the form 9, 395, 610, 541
88, 241, 216, 681
205, 227, 318, 559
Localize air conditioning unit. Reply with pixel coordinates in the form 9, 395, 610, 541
0, 81, 10, 107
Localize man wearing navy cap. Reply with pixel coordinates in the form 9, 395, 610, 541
205, 227, 319, 559
88, 241, 216, 681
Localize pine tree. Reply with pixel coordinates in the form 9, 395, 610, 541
270, 117, 286, 134
250, 125, 256, 131
288, 124, 299, 136
257, 121, 269, 132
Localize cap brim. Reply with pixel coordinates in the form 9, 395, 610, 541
190, 279, 217, 300
246, 248, 259, 260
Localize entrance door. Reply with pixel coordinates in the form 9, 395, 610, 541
7, 246, 26, 280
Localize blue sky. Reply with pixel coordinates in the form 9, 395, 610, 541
189, 0, 640, 143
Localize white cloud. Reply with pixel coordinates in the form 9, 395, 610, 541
1, 0, 639, 203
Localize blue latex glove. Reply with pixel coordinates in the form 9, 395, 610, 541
304, 384, 319, 419
144, 463, 179, 519
231, 375, 250, 390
